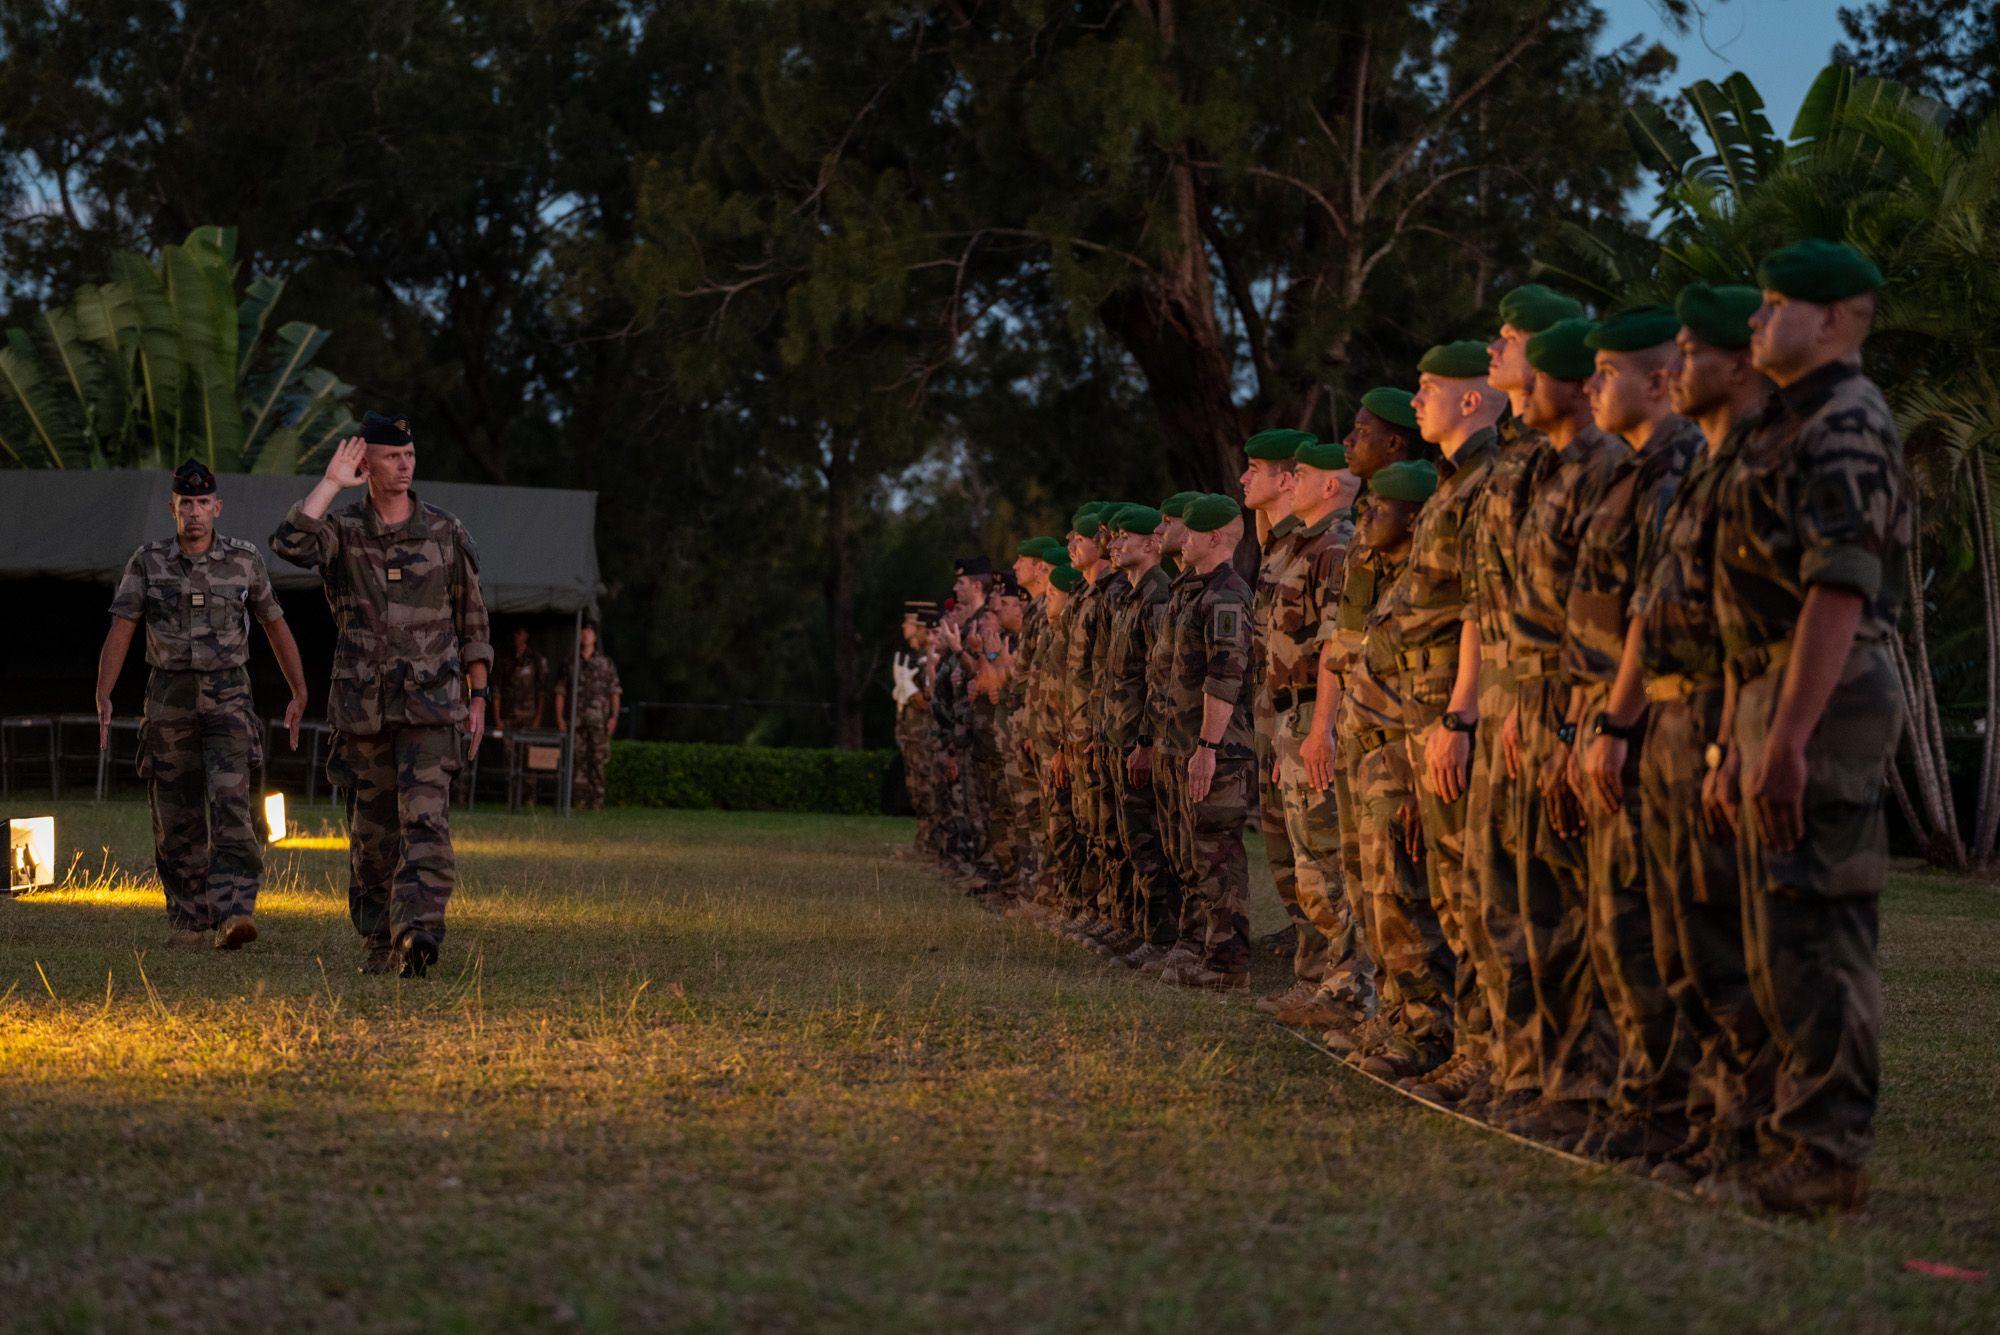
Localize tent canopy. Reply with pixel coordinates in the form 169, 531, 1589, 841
0, 469, 599, 615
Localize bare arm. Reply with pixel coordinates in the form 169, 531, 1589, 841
261, 616, 310, 750
1747, 587, 1865, 851
94, 618, 138, 749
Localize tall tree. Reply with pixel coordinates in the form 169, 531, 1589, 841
1836, 1, 1999, 127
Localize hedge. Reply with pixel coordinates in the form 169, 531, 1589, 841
606, 740, 898, 816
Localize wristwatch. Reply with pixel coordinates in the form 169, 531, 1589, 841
1440, 710, 1475, 735
1197, 738, 1220, 751
469, 686, 491, 701
1593, 711, 1643, 742
1556, 722, 1577, 745
1704, 742, 1726, 772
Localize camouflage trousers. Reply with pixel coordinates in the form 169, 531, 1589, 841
1001, 726, 1042, 895
137, 668, 265, 930
896, 702, 934, 830
330, 724, 461, 949
1516, 676, 1613, 1105
1350, 722, 1452, 1051
970, 730, 1016, 887
1465, 670, 1537, 1090
1275, 704, 1370, 1006
574, 722, 612, 810
1333, 723, 1371, 973
1154, 746, 1191, 908
1077, 745, 1127, 923
1577, 684, 1688, 1135
1734, 646, 1902, 1170
1182, 750, 1252, 973
1110, 743, 1177, 943
1641, 688, 1774, 1154
1255, 704, 1303, 955
1412, 715, 1488, 1060
1035, 761, 1086, 912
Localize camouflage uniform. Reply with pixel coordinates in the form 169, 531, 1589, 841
893, 646, 936, 836
1563, 415, 1702, 1136
110, 538, 282, 931
998, 602, 1047, 896
1341, 548, 1454, 1052
1148, 570, 1199, 920
1461, 417, 1553, 1091
1714, 361, 1912, 1171
1269, 506, 1370, 1006
570, 650, 622, 810
1062, 574, 1118, 920
1509, 423, 1624, 1105
1253, 515, 1306, 954
1102, 565, 1175, 938
1634, 424, 1775, 1159
1167, 560, 1256, 972
1374, 428, 1496, 1057
497, 646, 551, 732
1084, 576, 1133, 923
1032, 601, 1086, 908
270, 491, 492, 950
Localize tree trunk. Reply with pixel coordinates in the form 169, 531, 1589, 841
1896, 534, 1966, 866
1970, 454, 2000, 862
823, 440, 865, 750
1099, 283, 1246, 494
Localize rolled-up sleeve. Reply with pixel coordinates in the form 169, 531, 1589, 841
108, 552, 146, 622
247, 552, 286, 625
269, 503, 337, 569
1201, 599, 1251, 703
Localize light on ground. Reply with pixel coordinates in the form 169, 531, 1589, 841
263, 792, 287, 844
5, 815, 56, 893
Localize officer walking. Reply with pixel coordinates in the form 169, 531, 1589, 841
556, 624, 623, 810
95, 459, 309, 950
270, 413, 493, 978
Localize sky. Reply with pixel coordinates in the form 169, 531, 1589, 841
1600, 0, 1853, 135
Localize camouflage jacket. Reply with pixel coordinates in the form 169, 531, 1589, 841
567, 652, 622, 727
109, 535, 284, 672
1713, 361, 1913, 674
1166, 560, 1256, 760
497, 649, 551, 724
1000, 598, 1046, 743
1149, 571, 1200, 755
1029, 602, 1070, 755
270, 491, 492, 733
1633, 422, 1752, 683
1341, 546, 1415, 742
1252, 513, 1304, 719
1464, 415, 1556, 655
1100, 564, 1172, 749
1267, 507, 1354, 698
930, 648, 972, 749
1319, 541, 1390, 682
1561, 416, 1702, 687
1062, 571, 1118, 750
1373, 427, 1497, 728
1507, 424, 1623, 672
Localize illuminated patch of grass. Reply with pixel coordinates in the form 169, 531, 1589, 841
0, 802, 1995, 1330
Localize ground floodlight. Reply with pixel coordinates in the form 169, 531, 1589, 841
263, 792, 288, 844
5, 816, 56, 894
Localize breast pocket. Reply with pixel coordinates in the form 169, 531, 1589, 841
144, 579, 183, 629
206, 582, 249, 635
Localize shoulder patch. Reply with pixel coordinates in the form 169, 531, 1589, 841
1212, 605, 1243, 641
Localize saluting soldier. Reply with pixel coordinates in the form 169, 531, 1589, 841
95, 459, 309, 950
556, 624, 623, 811
270, 413, 493, 978
495, 626, 551, 734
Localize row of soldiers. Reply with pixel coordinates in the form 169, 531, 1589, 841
895, 238, 1909, 1219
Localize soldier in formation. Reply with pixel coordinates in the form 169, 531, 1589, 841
95, 459, 310, 951
556, 624, 623, 810
891, 239, 1904, 1217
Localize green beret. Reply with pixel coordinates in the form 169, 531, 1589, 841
1245, 428, 1316, 461
1182, 493, 1243, 533
1016, 536, 1066, 563
1526, 317, 1600, 381
1116, 504, 1163, 534
1370, 459, 1440, 504
1295, 438, 1348, 470
1070, 503, 1107, 534
1048, 565, 1084, 593
1418, 341, 1491, 380
1497, 284, 1585, 334
1676, 282, 1761, 350
1160, 490, 1202, 518
1359, 387, 1417, 431
1587, 305, 1681, 352
1757, 238, 1883, 303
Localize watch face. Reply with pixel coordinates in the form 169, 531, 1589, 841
1704, 743, 1724, 769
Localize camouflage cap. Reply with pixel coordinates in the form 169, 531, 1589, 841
1587, 305, 1681, 352
1497, 284, 1585, 334
1676, 282, 1762, 350
1757, 238, 1883, 302
1370, 459, 1440, 503
1244, 428, 1315, 461
1526, 317, 1600, 381
1182, 493, 1243, 533
1359, 387, 1418, 430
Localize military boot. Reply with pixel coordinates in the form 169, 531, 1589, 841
1274, 990, 1366, 1032
169, 927, 211, 949
1325, 1013, 1393, 1059
1255, 924, 1297, 959
391, 928, 440, 979
1174, 965, 1249, 992
1503, 1098, 1593, 1148
1253, 979, 1319, 1015
358, 944, 397, 975
1139, 945, 1199, 978
1405, 1055, 1493, 1107
1743, 1149, 1869, 1218
1354, 1032, 1447, 1082
213, 915, 258, 951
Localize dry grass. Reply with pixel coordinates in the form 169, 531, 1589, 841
1, 801, 1996, 1332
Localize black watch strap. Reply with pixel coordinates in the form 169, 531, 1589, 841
469, 685, 491, 700
1197, 738, 1220, 751
1593, 711, 1642, 742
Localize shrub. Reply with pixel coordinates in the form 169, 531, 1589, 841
607, 741, 897, 816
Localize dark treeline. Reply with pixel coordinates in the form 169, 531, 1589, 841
0, 0, 1968, 748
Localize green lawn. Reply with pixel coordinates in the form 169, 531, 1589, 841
1, 801, 1996, 1331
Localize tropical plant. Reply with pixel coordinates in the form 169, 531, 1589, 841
1601, 62, 2000, 869
0, 226, 356, 473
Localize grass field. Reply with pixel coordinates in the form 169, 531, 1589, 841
1, 801, 1996, 1331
